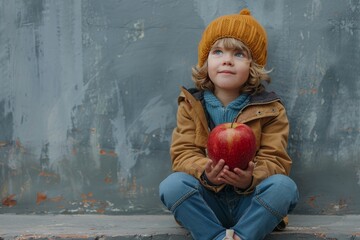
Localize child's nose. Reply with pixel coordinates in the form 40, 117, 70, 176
222, 54, 234, 65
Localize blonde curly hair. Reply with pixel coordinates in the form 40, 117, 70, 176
192, 38, 271, 95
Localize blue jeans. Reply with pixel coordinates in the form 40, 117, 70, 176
159, 172, 299, 240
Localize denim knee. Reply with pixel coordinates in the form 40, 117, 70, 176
271, 174, 298, 198
159, 172, 199, 211
255, 174, 299, 217
272, 174, 299, 207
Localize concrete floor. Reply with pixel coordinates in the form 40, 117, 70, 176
0, 214, 359, 239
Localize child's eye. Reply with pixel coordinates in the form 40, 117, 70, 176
235, 52, 246, 58
212, 49, 223, 55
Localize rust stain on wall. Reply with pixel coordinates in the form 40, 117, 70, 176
2, 194, 17, 207
36, 193, 64, 206
104, 173, 112, 184
36, 192, 47, 205
99, 149, 117, 157
81, 192, 97, 205
307, 195, 320, 208
49, 196, 64, 203
298, 88, 318, 95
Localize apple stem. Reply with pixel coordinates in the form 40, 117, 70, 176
231, 119, 237, 128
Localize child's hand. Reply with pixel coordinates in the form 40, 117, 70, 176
219, 161, 255, 189
204, 159, 227, 186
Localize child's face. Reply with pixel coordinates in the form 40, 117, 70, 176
207, 41, 250, 94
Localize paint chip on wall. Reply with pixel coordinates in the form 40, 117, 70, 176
126, 20, 145, 42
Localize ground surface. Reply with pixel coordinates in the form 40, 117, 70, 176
0, 214, 359, 239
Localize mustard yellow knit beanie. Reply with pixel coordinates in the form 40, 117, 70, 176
197, 9, 267, 67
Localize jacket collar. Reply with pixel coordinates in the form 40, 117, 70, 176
179, 86, 282, 130
249, 90, 281, 104
180, 86, 281, 105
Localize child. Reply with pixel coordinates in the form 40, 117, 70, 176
159, 9, 299, 240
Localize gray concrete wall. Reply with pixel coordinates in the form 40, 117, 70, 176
0, 0, 359, 215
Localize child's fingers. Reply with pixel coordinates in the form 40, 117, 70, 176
222, 168, 236, 177
221, 169, 239, 183
205, 159, 213, 173
248, 161, 255, 171
212, 159, 225, 174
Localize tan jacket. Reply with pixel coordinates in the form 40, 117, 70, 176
170, 86, 292, 228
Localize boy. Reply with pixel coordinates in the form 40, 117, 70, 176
160, 9, 299, 240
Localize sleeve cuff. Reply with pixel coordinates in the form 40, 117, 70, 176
200, 171, 219, 187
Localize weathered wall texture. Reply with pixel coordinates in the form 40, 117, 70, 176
0, 0, 359, 215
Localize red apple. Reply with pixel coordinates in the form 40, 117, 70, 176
207, 123, 256, 170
